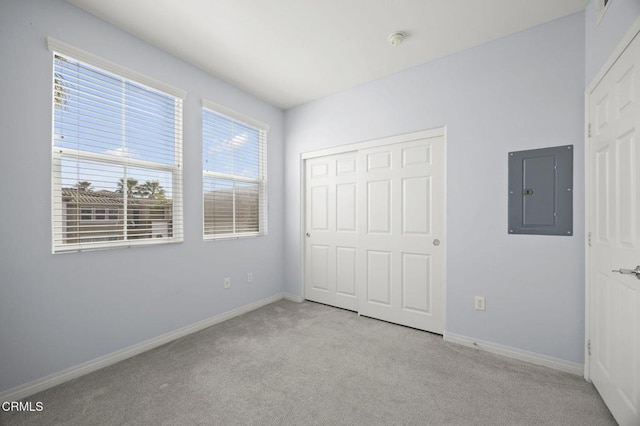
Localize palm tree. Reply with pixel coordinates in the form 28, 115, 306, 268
53, 55, 68, 110
138, 180, 166, 200
116, 178, 139, 197
73, 181, 92, 192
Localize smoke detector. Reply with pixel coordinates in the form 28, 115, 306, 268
388, 32, 405, 47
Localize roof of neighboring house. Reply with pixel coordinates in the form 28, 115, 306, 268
61, 189, 171, 206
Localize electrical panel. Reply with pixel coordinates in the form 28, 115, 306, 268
508, 145, 573, 236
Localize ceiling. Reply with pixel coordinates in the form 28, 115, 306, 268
67, 0, 588, 110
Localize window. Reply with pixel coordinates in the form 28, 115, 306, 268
202, 101, 268, 238
77, 207, 119, 221
94, 209, 107, 221
80, 208, 92, 221
49, 38, 184, 253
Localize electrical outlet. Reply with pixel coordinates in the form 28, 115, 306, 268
224, 277, 231, 289
247, 273, 253, 283
475, 296, 485, 311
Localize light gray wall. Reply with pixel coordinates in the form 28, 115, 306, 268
585, 0, 640, 85
284, 13, 586, 363
0, 0, 284, 393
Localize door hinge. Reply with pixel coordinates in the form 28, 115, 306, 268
587, 340, 591, 356
588, 231, 592, 247
588, 123, 592, 138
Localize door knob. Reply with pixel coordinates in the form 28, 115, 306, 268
612, 265, 640, 280
306, 232, 310, 237
433, 239, 440, 246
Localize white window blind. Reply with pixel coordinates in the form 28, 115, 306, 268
50, 40, 184, 253
202, 101, 268, 238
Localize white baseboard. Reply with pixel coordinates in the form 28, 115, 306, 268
443, 332, 583, 376
0, 293, 286, 402
283, 293, 304, 303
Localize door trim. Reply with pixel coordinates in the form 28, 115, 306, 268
300, 127, 447, 325
584, 16, 640, 381
301, 128, 445, 160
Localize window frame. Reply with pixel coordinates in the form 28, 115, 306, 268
201, 100, 268, 240
49, 38, 185, 253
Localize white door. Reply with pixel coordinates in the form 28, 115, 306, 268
305, 152, 359, 311
357, 137, 445, 333
588, 31, 640, 426
304, 132, 445, 334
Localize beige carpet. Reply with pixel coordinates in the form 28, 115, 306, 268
1, 300, 615, 425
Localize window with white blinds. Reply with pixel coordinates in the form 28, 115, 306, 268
202, 101, 268, 239
50, 39, 184, 253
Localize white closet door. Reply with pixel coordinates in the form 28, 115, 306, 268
303, 132, 445, 334
304, 152, 359, 311
357, 136, 445, 333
